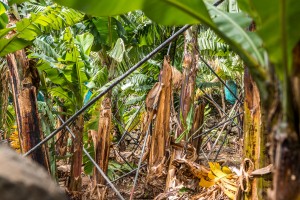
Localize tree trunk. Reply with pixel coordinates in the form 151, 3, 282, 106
269, 42, 300, 200
0, 65, 9, 140
7, 50, 50, 171
165, 26, 199, 191
93, 96, 112, 185
192, 103, 205, 155
68, 114, 84, 192
56, 106, 68, 157
147, 56, 172, 189
243, 67, 270, 200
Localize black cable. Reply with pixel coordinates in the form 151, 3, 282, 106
110, 164, 147, 184
198, 54, 242, 105
167, 26, 176, 56
213, 129, 229, 162
130, 126, 150, 199
116, 102, 145, 146
200, 88, 242, 132
193, 112, 243, 139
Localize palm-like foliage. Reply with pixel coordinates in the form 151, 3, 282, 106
31, 27, 93, 113
0, 3, 83, 56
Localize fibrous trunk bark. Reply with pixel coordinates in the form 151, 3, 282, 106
147, 56, 172, 189
270, 42, 300, 200
56, 106, 68, 157
165, 26, 199, 191
243, 67, 269, 200
93, 96, 112, 185
69, 114, 84, 192
7, 50, 50, 171
192, 103, 205, 155
88, 96, 112, 199
0, 65, 9, 140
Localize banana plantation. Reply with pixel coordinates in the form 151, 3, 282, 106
0, 0, 300, 199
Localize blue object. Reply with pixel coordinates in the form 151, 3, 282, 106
224, 80, 237, 104
83, 90, 92, 105
37, 91, 45, 102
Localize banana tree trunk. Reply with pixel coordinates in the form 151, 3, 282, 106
0, 65, 9, 140
147, 56, 172, 187
243, 67, 270, 200
69, 114, 84, 192
93, 96, 112, 185
166, 26, 199, 191
93, 49, 114, 187
56, 106, 68, 156
6, 50, 50, 172
270, 42, 300, 200
192, 103, 205, 155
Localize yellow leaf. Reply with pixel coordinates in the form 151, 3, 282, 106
208, 171, 217, 180
199, 178, 215, 188
209, 162, 227, 178
220, 179, 238, 192
221, 177, 238, 187
223, 189, 235, 200
222, 166, 232, 174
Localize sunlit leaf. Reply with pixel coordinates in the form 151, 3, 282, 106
54, 0, 143, 16
0, 37, 31, 56
143, 0, 213, 26
8, 0, 27, 5
248, 0, 300, 78
108, 38, 125, 63
76, 32, 94, 56
199, 177, 215, 187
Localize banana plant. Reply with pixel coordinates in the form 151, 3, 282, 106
2, 2, 83, 172
32, 27, 94, 192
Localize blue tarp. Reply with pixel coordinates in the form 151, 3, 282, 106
37, 91, 45, 102
83, 90, 92, 105
224, 80, 237, 105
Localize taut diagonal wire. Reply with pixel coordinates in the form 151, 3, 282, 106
129, 126, 150, 200
200, 88, 242, 132
193, 112, 243, 140
198, 53, 243, 105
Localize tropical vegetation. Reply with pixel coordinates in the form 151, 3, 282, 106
0, 0, 299, 199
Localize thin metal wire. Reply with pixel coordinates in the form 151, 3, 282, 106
54, 128, 68, 145
198, 53, 243, 105
167, 26, 176, 56
115, 148, 134, 170
24, 25, 191, 157
213, 129, 229, 162
113, 115, 140, 145
117, 102, 145, 146
206, 120, 228, 159
110, 164, 147, 184
54, 117, 76, 145
131, 130, 146, 154
129, 127, 150, 200
57, 116, 125, 200
200, 88, 242, 132
193, 112, 243, 140
200, 125, 222, 149
112, 95, 128, 119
